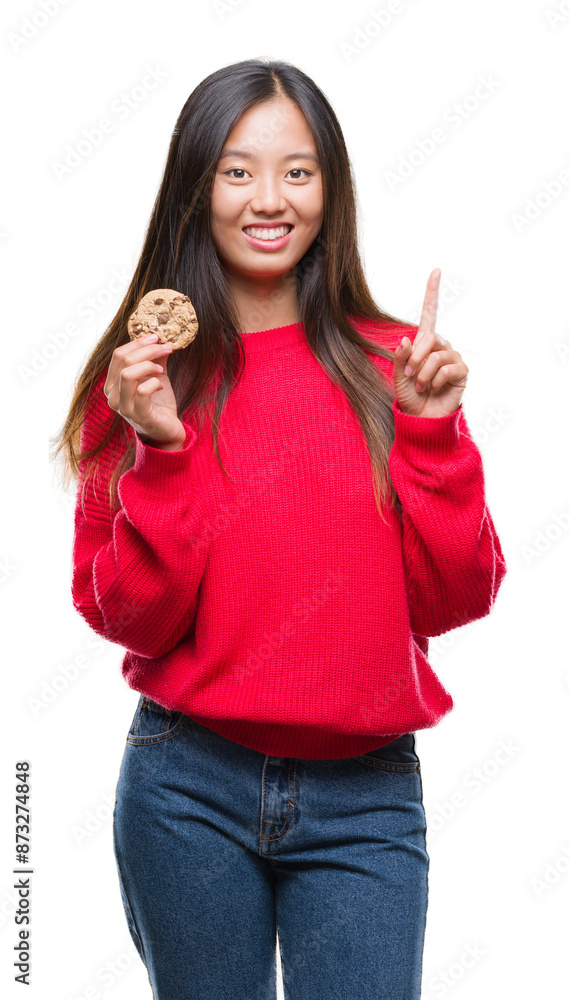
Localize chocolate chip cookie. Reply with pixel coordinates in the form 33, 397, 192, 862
127, 289, 198, 349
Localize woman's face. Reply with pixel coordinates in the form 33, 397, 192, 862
210, 98, 324, 283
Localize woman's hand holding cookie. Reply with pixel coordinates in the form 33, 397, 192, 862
104, 287, 199, 449
104, 334, 186, 450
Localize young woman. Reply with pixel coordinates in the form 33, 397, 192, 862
55, 59, 507, 1000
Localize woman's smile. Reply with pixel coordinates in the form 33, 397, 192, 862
241, 223, 295, 250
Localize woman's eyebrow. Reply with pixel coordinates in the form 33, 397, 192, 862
219, 148, 319, 163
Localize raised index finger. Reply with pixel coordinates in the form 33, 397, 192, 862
415, 268, 441, 347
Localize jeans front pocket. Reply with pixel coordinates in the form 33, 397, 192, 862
353, 732, 420, 772
126, 694, 188, 746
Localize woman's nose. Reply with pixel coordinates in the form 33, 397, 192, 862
248, 178, 287, 215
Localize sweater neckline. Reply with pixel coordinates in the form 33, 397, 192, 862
240, 321, 307, 352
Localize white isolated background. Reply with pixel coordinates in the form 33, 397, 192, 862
1, 0, 568, 997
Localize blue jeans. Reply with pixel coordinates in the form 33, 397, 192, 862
112, 694, 429, 1000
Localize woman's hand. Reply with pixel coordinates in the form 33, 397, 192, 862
393, 269, 468, 418
104, 333, 186, 448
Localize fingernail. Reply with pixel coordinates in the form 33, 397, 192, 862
404, 364, 414, 376
145, 333, 158, 341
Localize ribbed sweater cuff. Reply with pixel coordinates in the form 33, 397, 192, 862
392, 399, 462, 460
130, 421, 198, 493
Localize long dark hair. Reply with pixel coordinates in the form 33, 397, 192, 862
51, 58, 414, 523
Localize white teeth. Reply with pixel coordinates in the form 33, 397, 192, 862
243, 225, 292, 240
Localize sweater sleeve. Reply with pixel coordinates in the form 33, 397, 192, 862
71, 375, 208, 658
388, 398, 507, 637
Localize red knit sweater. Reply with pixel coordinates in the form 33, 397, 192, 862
71, 317, 507, 759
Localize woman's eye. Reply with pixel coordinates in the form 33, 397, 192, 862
224, 168, 312, 179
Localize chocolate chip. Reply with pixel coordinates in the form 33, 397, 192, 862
157, 313, 169, 324
133, 323, 143, 333
154, 298, 164, 305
